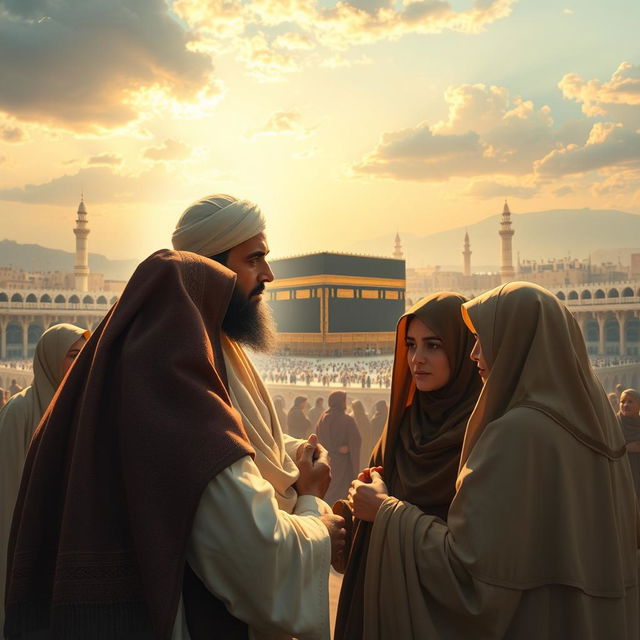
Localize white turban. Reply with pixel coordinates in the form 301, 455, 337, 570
171, 194, 266, 257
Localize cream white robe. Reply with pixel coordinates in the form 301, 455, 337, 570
222, 336, 305, 513
172, 456, 331, 640
171, 338, 331, 639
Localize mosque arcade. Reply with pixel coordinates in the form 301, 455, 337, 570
0, 199, 639, 388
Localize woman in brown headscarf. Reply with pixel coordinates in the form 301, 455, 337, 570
618, 388, 640, 497
335, 292, 482, 640
351, 282, 639, 639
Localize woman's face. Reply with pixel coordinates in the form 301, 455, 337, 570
60, 336, 86, 378
405, 317, 450, 392
470, 336, 490, 383
620, 392, 640, 418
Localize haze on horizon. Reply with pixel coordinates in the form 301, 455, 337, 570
0, 0, 639, 262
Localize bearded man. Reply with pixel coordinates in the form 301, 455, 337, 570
4, 250, 344, 640
4, 201, 344, 640
171, 193, 328, 506
171, 194, 340, 638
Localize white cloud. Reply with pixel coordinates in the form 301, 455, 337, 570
559, 62, 640, 117
292, 146, 319, 159
463, 179, 540, 199
239, 32, 301, 80
175, 0, 516, 78
0, 164, 184, 205
535, 123, 640, 177
0, 123, 25, 142
87, 153, 123, 166
272, 31, 315, 51
354, 69, 640, 193
319, 53, 372, 68
554, 185, 574, 196
590, 168, 640, 198
354, 83, 557, 180
246, 110, 315, 139
0, 0, 217, 132
143, 138, 192, 162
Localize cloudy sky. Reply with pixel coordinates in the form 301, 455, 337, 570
1, 0, 639, 260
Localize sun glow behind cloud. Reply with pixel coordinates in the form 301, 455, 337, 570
0, 0, 638, 261
125, 82, 226, 121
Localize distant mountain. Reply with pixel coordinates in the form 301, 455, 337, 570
0, 239, 138, 281
350, 209, 640, 270
4, 208, 640, 279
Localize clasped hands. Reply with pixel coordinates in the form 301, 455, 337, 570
348, 466, 389, 522
294, 435, 346, 566
294, 434, 331, 498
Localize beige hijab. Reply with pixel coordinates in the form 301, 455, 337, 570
362, 283, 639, 639
1, 323, 88, 633
221, 335, 300, 512
454, 282, 636, 590
460, 281, 626, 466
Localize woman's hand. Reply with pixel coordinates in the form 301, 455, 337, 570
349, 470, 389, 522
357, 466, 384, 482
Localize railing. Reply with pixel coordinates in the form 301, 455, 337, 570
589, 358, 640, 369
0, 301, 112, 311
565, 296, 640, 307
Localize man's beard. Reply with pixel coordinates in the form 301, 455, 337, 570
222, 283, 276, 353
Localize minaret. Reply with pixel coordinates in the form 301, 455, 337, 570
73, 195, 90, 292
462, 231, 471, 277
499, 200, 515, 283
393, 232, 404, 260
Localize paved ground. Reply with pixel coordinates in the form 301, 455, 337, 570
329, 569, 343, 638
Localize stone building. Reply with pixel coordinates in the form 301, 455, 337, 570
266, 252, 405, 356
0, 197, 125, 359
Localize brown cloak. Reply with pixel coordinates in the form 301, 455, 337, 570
4, 250, 253, 640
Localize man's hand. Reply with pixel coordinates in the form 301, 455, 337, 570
349, 470, 389, 522
319, 513, 346, 567
295, 436, 321, 463
294, 434, 331, 498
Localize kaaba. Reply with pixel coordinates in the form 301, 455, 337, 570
266, 252, 406, 356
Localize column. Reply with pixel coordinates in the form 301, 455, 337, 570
616, 311, 627, 356
1, 320, 6, 360
597, 314, 606, 356
22, 319, 29, 358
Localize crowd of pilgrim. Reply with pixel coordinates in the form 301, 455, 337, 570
0, 194, 639, 639
254, 357, 393, 389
